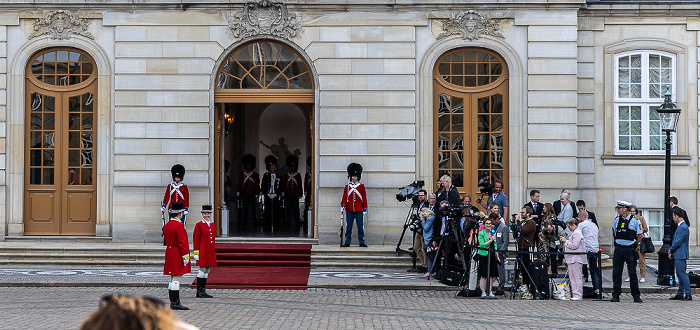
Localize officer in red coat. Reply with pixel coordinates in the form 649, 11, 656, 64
193, 205, 217, 298
162, 164, 189, 225
284, 155, 303, 228
163, 202, 191, 310
237, 154, 260, 225
261, 155, 284, 230
341, 163, 368, 247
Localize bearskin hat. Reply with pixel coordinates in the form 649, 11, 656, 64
171, 164, 185, 180
242, 154, 256, 169
286, 155, 299, 171
347, 162, 363, 180
264, 155, 277, 170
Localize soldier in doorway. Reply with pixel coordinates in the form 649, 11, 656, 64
261, 155, 284, 231
161, 164, 189, 226
237, 154, 260, 225
303, 156, 312, 231
284, 156, 303, 228
163, 202, 191, 310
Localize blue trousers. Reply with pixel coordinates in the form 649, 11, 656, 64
345, 211, 365, 244
588, 252, 600, 291
675, 258, 691, 297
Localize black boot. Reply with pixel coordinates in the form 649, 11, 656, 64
169, 290, 189, 310
196, 277, 213, 298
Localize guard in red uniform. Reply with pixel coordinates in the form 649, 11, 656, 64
193, 205, 217, 298
163, 202, 191, 310
162, 164, 190, 225
283, 155, 303, 228
237, 154, 260, 225
261, 155, 284, 230
341, 163, 368, 247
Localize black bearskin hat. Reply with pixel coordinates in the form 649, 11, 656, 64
264, 155, 277, 170
242, 154, 256, 169
171, 164, 185, 180
286, 155, 299, 171
347, 162, 363, 180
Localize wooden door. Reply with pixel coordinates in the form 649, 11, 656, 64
24, 48, 97, 235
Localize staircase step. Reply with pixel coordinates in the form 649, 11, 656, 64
217, 260, 310, 267
217, 253, 310, 261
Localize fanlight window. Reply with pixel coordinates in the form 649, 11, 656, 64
217, 41, 312, 90
29, 49, 94, 87
437, 50, 504, 88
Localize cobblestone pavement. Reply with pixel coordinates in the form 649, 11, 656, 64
0, 286, 697, 329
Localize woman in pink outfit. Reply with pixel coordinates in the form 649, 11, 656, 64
561, 217, 587, 300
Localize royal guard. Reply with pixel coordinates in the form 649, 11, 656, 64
193, 205, 217, 298
261, 155, 284, 230
162, 164, 189, 226
237, 154, 260, 224
341, 163, 368, 247
163, 202, 191, 310
303, 156, 312, 230
283, 155, 303, 228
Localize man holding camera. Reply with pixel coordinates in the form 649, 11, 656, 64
412, 190, 429, 272
515, 206, 536, 294
480, 179, 508, 218
436, 175, 460, 207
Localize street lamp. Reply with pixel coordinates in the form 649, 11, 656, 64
656, 85, 681, 286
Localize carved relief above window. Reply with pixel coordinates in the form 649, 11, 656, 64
28, 10, 94, 40
437, 10, 505, 41
228, 0, 302, 40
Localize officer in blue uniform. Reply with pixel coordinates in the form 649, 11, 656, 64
610, 200, 644, 303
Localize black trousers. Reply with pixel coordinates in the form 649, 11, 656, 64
240, 194, 258, 224
263, 196, 283, 230
612, 244, 641, 298
284, 195, 301, 226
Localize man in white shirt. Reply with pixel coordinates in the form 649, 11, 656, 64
578, 210, 600, 294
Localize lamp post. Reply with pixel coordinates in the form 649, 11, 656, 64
656, 85, 681, 286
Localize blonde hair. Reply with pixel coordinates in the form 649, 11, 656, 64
439, 175, 452, 183
81, 294, 176, 330
566, 218, 578, 227
419, 207, 435, 219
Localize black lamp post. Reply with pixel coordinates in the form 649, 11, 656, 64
656, 85, 681, 286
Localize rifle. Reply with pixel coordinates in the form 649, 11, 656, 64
161, 210, 166, 246
340, 209, 345, 247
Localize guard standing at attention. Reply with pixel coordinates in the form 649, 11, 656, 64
162, 164, 189, 225
261, 155, 284, 231
237, 154, 260, 225
303, 156, 312, 231
163, 202, 191, 310
283, 155, 303, 228
610, 200, 644, 303
341, 163, 368, 247
193, 205, 217, 298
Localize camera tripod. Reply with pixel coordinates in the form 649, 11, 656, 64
428, 217, 468, 284
509, 247, 544, 300
395, 203, 418, 257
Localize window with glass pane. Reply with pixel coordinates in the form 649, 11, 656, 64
644, 210, 664, 243
614, 51, 676, 154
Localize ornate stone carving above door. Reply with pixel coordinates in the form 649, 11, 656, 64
437, 10, 504, 41
28, 10, 94, 40
228, 0, 302, 40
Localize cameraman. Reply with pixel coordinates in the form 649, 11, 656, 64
419, 207, 437, 278
436, 175, 460, 207
514, 206, 536, 293
412, 190, 429, 272
479, 179, 508, 218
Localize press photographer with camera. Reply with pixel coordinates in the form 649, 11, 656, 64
478, 179, 508, 218
435, 175, 461, 207
419, 207, 437, 278
514, 206, 536, 294
411, 190, 429, 272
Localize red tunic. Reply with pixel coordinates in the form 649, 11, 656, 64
237, 171, 260, 195
193, 220, 217, 267
163, 218, 191, 276
341, 182, 367, 212
284, 172, 303, 197
162, 182, 190, 210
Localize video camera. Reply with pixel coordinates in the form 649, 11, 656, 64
509, 213, 520, 239
407, 214, 422, 232
395, 180, 425, 203
475, 177, 494, 204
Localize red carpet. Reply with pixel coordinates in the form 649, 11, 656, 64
192, 243, 311, 290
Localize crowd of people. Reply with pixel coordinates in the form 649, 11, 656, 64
410, 176, 693, 302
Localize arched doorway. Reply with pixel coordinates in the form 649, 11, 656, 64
433, 48, 509, 208
214, 39, 315, 238
24, 48, 97, 235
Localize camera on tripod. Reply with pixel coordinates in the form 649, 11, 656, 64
395, 180, 425, 203
475, 177, 494, 204
407, 214, 422, 231
463, 213, 484, 234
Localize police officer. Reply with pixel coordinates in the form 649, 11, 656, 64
610, 200, 644, 303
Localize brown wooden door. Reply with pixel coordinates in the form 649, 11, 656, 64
24, 48, 97, 235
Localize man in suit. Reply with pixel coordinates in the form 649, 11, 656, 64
261, 155, 284, 230
576, 200, 598, 227
524, 190, 544, 223
492, 212, 510, 295
669, 196, 690, 237
669, 208, 691, 301
553, 188, 578, 219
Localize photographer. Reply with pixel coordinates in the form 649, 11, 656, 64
538, 219, 565, 275
478, 214, 500, 298
419, 208, 437, 278
514, 206, 536, 293
479, 179, 508, 218
436, 175, 460, 207
412, 190, 429, 272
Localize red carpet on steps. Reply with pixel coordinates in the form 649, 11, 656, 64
191, 243, 311, 290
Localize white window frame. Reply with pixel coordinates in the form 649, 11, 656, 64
613, 50, 677, 155
642, 209, 664, 244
